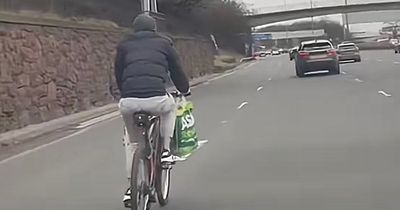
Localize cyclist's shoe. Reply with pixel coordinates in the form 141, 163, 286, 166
123, 188, 131, 208
161, 150, 175, 163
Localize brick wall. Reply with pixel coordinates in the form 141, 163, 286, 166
0, 21, 214, 133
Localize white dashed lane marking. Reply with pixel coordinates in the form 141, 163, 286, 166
237, 102, 249, 110
378, 91, 392, 97
354, 78, 363, 83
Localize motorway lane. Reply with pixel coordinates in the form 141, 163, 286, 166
1, 50, 400, 210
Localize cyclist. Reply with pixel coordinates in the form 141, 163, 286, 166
114, 14, 190, 206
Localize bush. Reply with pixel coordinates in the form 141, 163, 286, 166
219, 55, 237, 64
159, 0, 251, 54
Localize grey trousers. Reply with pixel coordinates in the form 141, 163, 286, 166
119, 95, 176, 179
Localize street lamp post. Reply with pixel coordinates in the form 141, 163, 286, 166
141, 0, 158, 13
150, 0, 158, 12
141, 0, 150, 12
344, 0, 350, 40
284, 0, 289, 47
310, 0, 314, 35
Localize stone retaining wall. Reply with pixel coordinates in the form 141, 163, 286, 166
0, 21, 214, 133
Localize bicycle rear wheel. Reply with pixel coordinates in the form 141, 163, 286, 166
156, 164, 171, 206
131, 150, 151, 210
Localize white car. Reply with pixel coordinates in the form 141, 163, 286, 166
272, 50, 280, 55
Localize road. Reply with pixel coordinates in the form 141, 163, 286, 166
1, 50, 400, 210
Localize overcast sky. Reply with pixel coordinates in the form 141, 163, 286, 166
242, 0, 397, 11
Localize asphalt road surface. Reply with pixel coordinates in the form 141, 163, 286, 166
1, 50, 400, 210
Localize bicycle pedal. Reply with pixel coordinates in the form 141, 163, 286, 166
162, 164, 173, 169
123, 200, 131, 208
149, 194, 157, 203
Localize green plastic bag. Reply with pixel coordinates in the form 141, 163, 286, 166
173, 100, 198, 158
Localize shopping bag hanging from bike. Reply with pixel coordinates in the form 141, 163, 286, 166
173, 100, 198, 158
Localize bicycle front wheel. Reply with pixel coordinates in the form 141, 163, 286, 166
156, 138, 172, 207
131, 150, 151, 210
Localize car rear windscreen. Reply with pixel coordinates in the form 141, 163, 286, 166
302, 42, 332, 51
339, 45, 356, 50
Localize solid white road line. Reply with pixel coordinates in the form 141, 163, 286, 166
76, 111, 120, 129
245, 63, 257, 69
0, 127, 90, 165
2, 111, 123, 164
237, 102, 249, 110
209, 71, 236, 82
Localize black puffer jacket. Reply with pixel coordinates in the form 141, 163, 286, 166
114, 31, 189, 98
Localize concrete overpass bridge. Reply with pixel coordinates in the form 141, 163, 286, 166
247, 1, 400, 27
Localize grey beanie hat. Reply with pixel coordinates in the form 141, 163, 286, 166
132, 14, 156, 32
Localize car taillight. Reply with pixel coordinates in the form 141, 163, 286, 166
299, 51, 309, 59
327, 49, 337, 57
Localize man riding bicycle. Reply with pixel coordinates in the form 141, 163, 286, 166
114, 14, 190, 206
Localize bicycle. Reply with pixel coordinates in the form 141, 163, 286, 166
128, 91, 187, 210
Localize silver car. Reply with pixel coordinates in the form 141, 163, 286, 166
295, 40, 340, 77
337, 43, 361, 62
